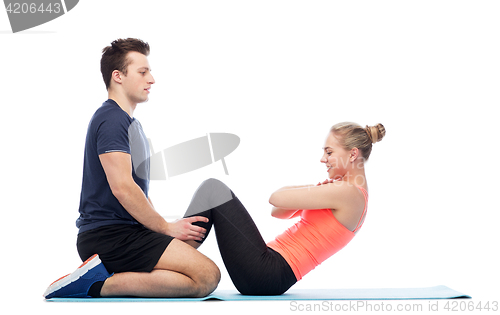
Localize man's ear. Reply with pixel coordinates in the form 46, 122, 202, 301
111, 70, 123, 85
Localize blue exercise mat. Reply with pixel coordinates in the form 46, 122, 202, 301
46, 285, 470, 302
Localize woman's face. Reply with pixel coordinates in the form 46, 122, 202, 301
320, 132, 352, 180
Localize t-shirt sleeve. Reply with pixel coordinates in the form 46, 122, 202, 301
96, 113, 131, 155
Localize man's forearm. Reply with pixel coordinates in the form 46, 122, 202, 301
113, 182, 169, 234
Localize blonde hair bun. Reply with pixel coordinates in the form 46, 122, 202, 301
330, 122, 386, 160
365, 124, 386, 144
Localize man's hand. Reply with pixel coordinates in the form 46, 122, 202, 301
166, 216, 209, 241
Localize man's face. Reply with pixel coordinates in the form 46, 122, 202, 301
121, 51, 155, 105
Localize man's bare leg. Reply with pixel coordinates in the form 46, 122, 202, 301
184, 240, 201, 249
100, 239, 220, 298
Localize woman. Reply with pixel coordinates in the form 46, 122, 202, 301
182, 122, 386, 295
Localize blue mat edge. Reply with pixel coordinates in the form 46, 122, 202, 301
46, 285, 471, 302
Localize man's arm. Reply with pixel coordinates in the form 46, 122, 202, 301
99, 151, 207, 241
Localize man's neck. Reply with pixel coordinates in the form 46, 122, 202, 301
108, 91, 136, 118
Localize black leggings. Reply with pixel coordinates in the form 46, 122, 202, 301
182, 178, 297, 295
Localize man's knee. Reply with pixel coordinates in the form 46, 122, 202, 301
154, 239, 220, 297
193, 259, 221, 297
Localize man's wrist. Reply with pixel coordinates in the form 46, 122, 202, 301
161, 221, 172, 236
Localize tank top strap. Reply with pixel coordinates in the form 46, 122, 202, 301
353, 186, 368, 233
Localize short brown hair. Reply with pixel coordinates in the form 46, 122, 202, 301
330, 122, 386, 161
100, 38, 151, 90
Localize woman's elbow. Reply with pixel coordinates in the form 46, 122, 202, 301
269, 192, 279, 206
270, 206, 279, 218
271, 207, 284, 219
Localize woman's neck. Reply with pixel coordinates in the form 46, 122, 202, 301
341, 167, 367, 188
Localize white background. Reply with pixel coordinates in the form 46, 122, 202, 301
1, 1, 498, 314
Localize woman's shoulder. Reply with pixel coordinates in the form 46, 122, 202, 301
326, 182, 368, 231
324, 181, 367, 211
325, 180, 366, 196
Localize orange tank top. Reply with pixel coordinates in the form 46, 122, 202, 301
267, 186, 368, 281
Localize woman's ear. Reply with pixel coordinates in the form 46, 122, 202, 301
350, 147, 360, 162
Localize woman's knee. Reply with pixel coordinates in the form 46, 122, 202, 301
200, 178, 229, 193
197, 178, 233, 209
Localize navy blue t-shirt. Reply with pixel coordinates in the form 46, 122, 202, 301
76, 99, 150, 234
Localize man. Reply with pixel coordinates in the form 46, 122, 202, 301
44, 38, 220, 299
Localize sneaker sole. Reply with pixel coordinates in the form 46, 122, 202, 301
43, 254, 102, 298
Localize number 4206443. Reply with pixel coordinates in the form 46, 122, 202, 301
5, 2, 62, 14
444, 301, 498, 312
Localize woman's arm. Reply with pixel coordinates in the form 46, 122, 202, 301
271, 207, 302, 219
272, 184, 315, 193
269, 184, 313, 219
269, 180, 352, 211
